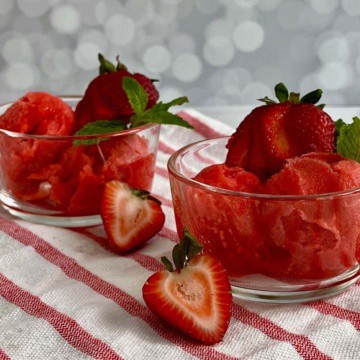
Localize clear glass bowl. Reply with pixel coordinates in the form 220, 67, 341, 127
0, 96, 160, 227
168, 137, 360, 303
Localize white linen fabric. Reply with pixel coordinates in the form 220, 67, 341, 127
0, 110, 359, 360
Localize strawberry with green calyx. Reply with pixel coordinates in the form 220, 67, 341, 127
74, 54, 192, 140
75, 54, 159, 130
142, 228, 232, 345
336, 117, 360, 163
226, 82, 336, 179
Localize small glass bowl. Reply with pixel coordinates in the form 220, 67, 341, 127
168, 137, 360, 303
0, 96, 160, 227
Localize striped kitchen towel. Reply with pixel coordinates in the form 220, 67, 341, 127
0, 109, 359, 360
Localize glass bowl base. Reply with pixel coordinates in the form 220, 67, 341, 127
230, 265, 360, 303
1, 202, 102, 228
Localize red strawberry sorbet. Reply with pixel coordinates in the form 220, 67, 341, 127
0, 92, 155, 216
176, 154, 360, 280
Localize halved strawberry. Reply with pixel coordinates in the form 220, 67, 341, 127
142, 230, 232, 344
101, 181, 165, 253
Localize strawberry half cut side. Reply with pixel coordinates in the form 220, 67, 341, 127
101, 181, 165, 253
142, 229, 232, 344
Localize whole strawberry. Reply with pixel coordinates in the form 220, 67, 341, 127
75, 54, 159, 130
226, 83, 336, 179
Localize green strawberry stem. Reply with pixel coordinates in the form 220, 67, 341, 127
99, 53, 128, 75
131, 188, 162, 206
161, 228, 203, 272
259, 83, 325, 109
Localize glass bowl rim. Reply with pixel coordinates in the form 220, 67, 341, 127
167, 137, 360, 201
0, 95, 158, 141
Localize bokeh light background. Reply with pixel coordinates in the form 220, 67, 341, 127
1, 0, 360, 107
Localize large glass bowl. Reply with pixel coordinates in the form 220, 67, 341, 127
168, 137, 360, 303
0, 96, 160, 227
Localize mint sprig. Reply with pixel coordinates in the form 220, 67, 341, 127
161, 228, 203, 272
122, 76, 193, 129
336, 117, 360, 162
74, 120, 127, 146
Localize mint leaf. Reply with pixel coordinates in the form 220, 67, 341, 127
335, 118, 346, 134
130, 96, 192, 129
337, 117, 360, 162
151, 96, 189, 112
122, 76, 148, 116
132, 110, 193, 129
74, 120, 127, 146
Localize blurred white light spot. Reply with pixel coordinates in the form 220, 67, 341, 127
225, 4, 253, 22
17, 0, 50, 17
319, 62, 351, 90
177, 0, 194, 19
3, 37, 34, 63
143, 45, 171, 73
41, 49, 73, 79
234, 0, 259, 8
172, 53, 202, 82
341, 0, 360, 16
74, 43, 101, 70
196, 0, 221, 14
94, 1, 107, 24
0, 0, 14, 15
125, 0, 155, 26
50, 4, 80, 34
318, 36, 350, 63
289, 35, 314, 63
233, 21, 264, 52
205, 18, 235, 39
310, 0, 339, 14
257, 0, 283, 12
105, 14, 135, 46
154, 3, 178, 25
168, 33, 196, 55
27, 32, 53, 53
277, 1, 305, 30
79, 30, 108, 54
6, 62, 35, 89
203, 36, 235, 67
